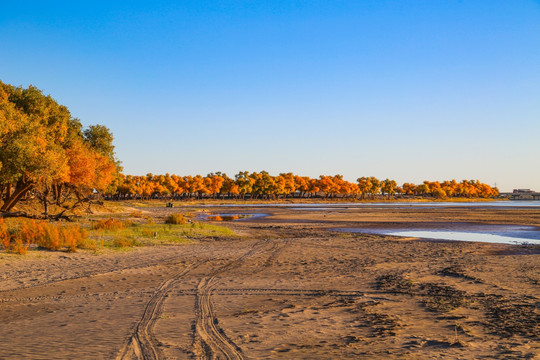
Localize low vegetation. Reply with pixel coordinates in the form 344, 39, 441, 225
0, 213, 236, 255
0, 218, 89, 254
91, 218, 126, 230
89, 215, 235, 249
164, 213, 187, 224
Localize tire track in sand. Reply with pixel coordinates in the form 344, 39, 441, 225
193, 239, 284, 360
116, 260, 205, 360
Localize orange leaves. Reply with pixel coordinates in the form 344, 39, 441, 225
1, 81, 118, 213
0, 218, 9, 249
204, 174, 225, 197
91, 218, 125, 230
0, 219, 88, 254
165, 214, 187, 224
66, 140, 116, 191
93, 152, 116, 191
66, 141, 97, 188
111, 171, 498, 200
408, 180, 497, 199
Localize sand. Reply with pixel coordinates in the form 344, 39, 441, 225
0, 204, 539, 359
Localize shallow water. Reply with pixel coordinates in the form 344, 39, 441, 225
334, 225, 540, 245
201, 201, 540, 208
197, 213, 268, 221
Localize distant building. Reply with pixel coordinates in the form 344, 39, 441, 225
513, 189, 534, 194
507, 189, 540, 200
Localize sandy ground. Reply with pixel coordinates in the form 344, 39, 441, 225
0, 205, 539, 359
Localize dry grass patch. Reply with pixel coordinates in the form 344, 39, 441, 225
165, 213, 187, 224
91, 218, 126, 230
1, 219, 89, 254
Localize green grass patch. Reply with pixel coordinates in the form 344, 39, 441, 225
88, 219, 236, 249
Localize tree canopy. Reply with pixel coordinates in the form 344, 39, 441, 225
0, 81, 117, 216
111, 171, 499, 201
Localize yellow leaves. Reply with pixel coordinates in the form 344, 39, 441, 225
65, 140, 116, 191
93, 152, 116, 191
66, 141, 97, 188
112, 171, 499, 200
229, 184, 240, 195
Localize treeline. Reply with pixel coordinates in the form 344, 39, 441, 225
0, 81, 118, 217
110, 172, 499, 200
1, 82, 499, 218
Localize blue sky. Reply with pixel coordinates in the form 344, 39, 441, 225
1, 1, 539, 191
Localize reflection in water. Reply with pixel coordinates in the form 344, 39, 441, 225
207, 215, 238, 221
200, 201, 540, 208
199, 213, 268, 222
334, 225, 540, 245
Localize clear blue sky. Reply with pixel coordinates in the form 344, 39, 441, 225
1, 1, 539, 191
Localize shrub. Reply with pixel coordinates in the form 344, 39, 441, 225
165, 214, 187, 225
13, 236, 29, 254
76, 237, 100, 250
19, 220, 45, 245
112, 237, 137, 248
41, 222, 62, 250
0, 218, 10, 249
141, 229, 156, 238
130, 210, 143, 218
1, 219, 89, 253
92, 218, 125, 230
61, 224, 88, 252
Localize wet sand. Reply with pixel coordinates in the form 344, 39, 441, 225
0, 205, 539, 359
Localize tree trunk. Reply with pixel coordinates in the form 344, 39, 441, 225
42, 186, 50, 215
1, 180, 34, 212
4, 183, 11, 202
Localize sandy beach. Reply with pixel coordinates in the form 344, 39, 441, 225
0, 204, 539, 359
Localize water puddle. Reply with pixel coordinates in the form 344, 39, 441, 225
199, 201, 540, 208
333, 225, 540, 245
197, 213, 268, 221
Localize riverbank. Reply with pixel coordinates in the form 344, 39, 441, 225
0, 204, 538, 359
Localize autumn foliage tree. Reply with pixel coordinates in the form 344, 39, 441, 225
0, 81, 117, 217
109, 171, 498, 201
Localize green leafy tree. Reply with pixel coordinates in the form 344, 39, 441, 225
0, 81, 117, 215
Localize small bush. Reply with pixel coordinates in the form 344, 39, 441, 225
19, 220, 45, 244
41, 222, 62, 250
112, 237, 137, 248
165, 214, 187, 225
1, 220, 89, 253
76, 237, 100, 250
62, 224, 88, 252
130, 210, 143, 218
10, 233, 29, 255
141, 229, 156, 238
0, 218, 10, 249
92, 218, 125, 230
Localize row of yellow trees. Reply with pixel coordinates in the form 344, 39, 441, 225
110, 172, 499, 200
0, 81, 118, 217
0, 82, 500, 216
